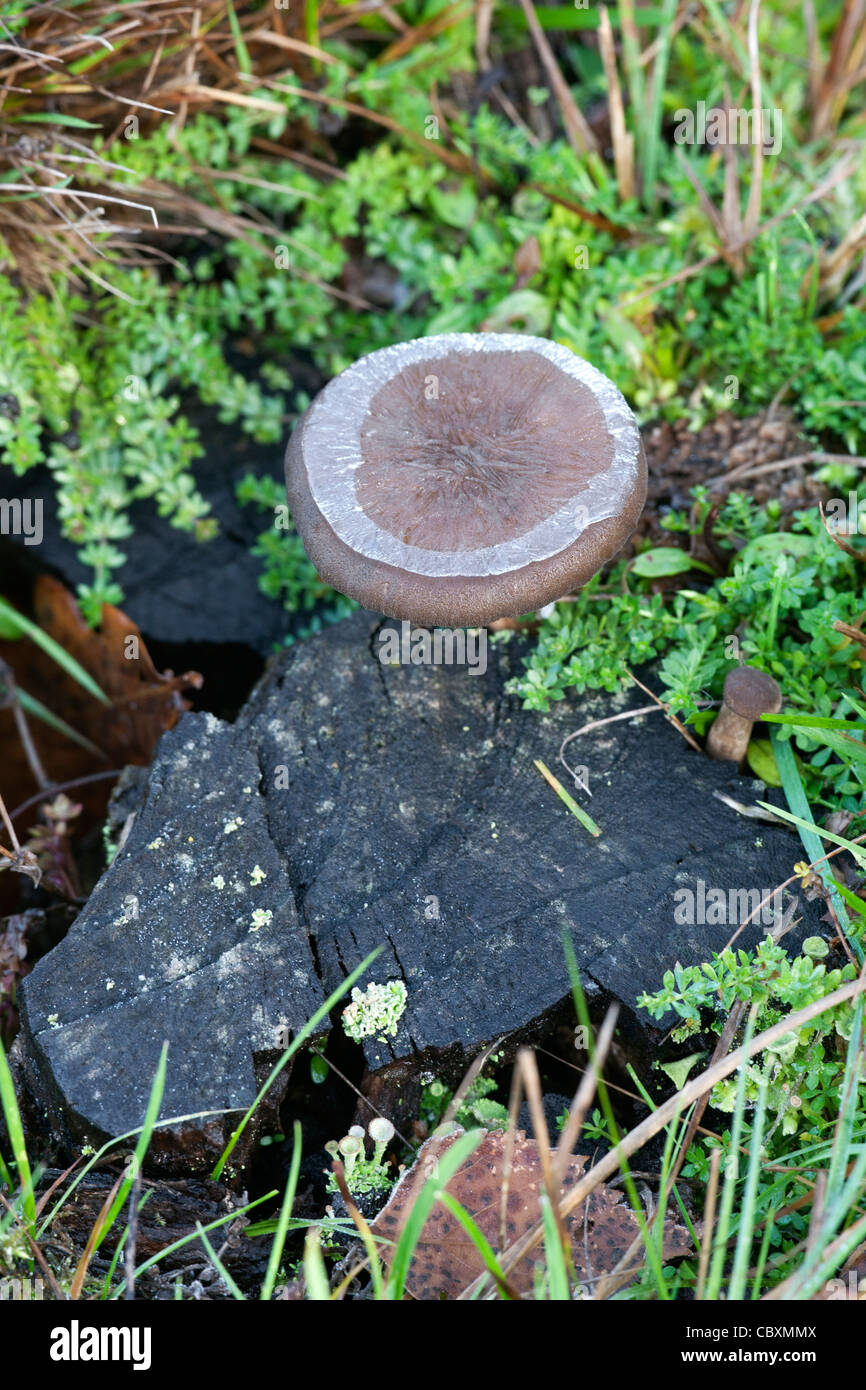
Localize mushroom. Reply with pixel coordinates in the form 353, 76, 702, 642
706, 665, 782, 764
368, 1116, 395, 1167
285, 333, 647, 627
338, 1134, 363, 1177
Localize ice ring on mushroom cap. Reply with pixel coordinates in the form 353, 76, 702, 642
285, 332, 647, 628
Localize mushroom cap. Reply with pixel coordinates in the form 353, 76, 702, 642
722, 666, 783, 720
285, 333, 647, 627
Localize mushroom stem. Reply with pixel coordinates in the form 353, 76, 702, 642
705, 703, 754, 764
706, 665, 783, 765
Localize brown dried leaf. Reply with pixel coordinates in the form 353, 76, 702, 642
31, 576, 202, 764
371, 1128, 692, 1299
0, 846, 42, 889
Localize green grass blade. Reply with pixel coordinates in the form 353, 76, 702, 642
17, 687, 105, 756
260, 1120, 302, 1301
835, 880, 866, 917
540, 1192, 570, 1300
823, 998, 864, 1212
212, 945, 382, 1180
767, 729, 860, 959
91, 1042, 168, 1256
643, 0, 678, 208
225, 0, 252, 74
803, 728, 866, 766
534, 759, 601, 837
196, 1221, 245, 1299
0, 597, 110, 705
762, 713, 866, 732
759, 797, 866, 872
728, 1076, 768, 1301
750, 1205, 777, 1299
0, 1037, 35, 1234
304, 1227, 331, 1299
435, 1188, 516, 1300
705, 1008, 757, 1300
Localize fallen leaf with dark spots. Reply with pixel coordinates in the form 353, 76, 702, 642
371, 1127, 692, 1299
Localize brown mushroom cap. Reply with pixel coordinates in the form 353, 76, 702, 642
722, 666, 783, 720
285, 333, 647, 627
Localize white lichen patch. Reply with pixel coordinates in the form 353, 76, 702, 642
175, 852, 195, 872
164, 954, 197, 981
212, 874, 226, 890
342, 979, 407, 1042
249, 908, 273, 932
106, 979, 115, 991
266, 718, 301, 753
249, 864, 267, 885
242, 785, 252, 794
316, 799, 335, 814
47, 1013, 60, 1028
223, 816, 244, 834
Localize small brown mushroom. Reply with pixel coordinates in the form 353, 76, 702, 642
285, 333, 646, 627
706, 665, 783, 764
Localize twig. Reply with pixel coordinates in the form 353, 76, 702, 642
696, 1148, 722, 1300
124, 1165, 142, 1300
721, 829, 866, 953
516, 0, 598, 155
0, 788, 21, 853
712, 790, 791, 824
705, 450, 866, 489
0, 657, 51, 791
10, 769, 123, 824
623, 669, 703, 752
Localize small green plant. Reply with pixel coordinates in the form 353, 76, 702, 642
639, 935, 859, 1145
509, 488, 866, 817
420, 1069, 509, 1132
341, 979, 407, 1043
235, 472, 357, 631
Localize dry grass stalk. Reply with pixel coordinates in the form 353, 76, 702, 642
598, 5, 635, 200
516, 0, 598, 155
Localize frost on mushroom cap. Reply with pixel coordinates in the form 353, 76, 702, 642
285, 333, 647, 627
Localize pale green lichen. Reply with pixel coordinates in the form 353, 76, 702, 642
341, 979, 407, 1043
250, 864, 267, 885
249, 908, 273, 932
